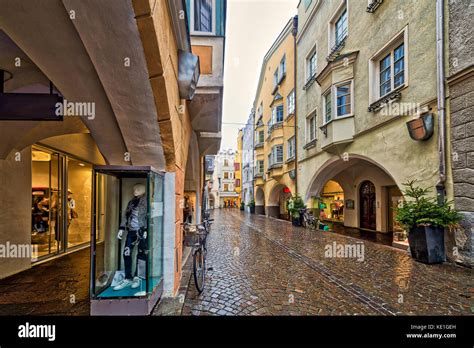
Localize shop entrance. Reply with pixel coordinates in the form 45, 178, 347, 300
319, 180, 344, 222
359, 180, 376, 230
31, 146, 92, 261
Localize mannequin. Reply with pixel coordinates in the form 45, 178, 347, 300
113, 183, 148, 291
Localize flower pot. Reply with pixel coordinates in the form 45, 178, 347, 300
408, 225, 445, 264
291, 216, 302, 226
249, 206, 255, 214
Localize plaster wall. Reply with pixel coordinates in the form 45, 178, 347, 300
296, 0, 440, 206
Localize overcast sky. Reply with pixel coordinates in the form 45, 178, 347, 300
220, 0, 298, 150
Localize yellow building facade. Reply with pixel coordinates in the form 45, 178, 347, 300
235, 129, 243, 205
253, 19, 297, 219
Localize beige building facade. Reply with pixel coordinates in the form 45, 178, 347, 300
253, 18, 297, 219
296, 0, 449, 236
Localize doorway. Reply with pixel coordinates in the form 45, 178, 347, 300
359, 180, 376, 230
31, 146, 92, 261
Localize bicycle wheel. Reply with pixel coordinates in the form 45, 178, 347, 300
193, 247, 206, 294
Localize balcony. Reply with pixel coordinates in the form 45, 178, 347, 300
319, 115, 355, 153
254, 173, 265, 186
267, 162, 283, 178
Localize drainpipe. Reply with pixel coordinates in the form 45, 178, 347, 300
436, 0, 446, 203
292, 15, 298, 198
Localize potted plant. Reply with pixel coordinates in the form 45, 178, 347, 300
240, 201, 245, 211
395, 180, 461, 264
287, 196, 306, 226
248, 199, 256, 214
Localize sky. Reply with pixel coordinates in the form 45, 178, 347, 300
220, 0, 298, 150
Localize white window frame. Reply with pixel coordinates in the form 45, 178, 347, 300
306, 112, 317, 143
287, 136, 295, 159
369, 26, 409, 103
279, 55, 286, 81
257, 160, 264, 174
323, 80, 354, 125
273, 68, 279, 88
287, 90, 295, 115
272, 145, 283, 164
190, 0, 217, 35
328, 0, 348, 54
305, 45, 317, 82
273, 104, 284, 123
323, 88, 332, 124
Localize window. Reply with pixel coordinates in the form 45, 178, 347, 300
323, 80, 353, 122
287, 90, 295, 115
287, 137, 295, 159
324, 91, 332, 123
267, 120, 272, 136
193, 0, 213, 33
336, 83, 351, 116
235, 179, 241, 187
224, 172, 229, 179
234, 163, 240, 171
335, 9, 348, 45
378, 43, 406, 97
369, 28, 408, 103
272, 105, 284, 124
224, 159, 228, 166
268, 153, 272, 168
279, 55, 286, 81
273, 69, 279, 88
307, 113, 317, 142
329, 0, 348, 53
257, 160, 264, 174
306, 48, 317, 81
271, 145, 284, 164
223, 184, 228, 191
258, 130, 264, 144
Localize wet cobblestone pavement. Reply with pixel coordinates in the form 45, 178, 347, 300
182, 209, 473, 316
0, 248, 90, 315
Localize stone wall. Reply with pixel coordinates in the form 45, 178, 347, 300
448, 0, 474, 267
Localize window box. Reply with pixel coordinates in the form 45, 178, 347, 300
303, 138, 317, 150
367, 89, 402, 112
366, 0, 383, 13
326, 38, 346, 62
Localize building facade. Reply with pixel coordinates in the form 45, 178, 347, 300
295, 0, 448, 243
210, 149, 239, 208
241, 112, 255, 212
447, 0, 474, 266
0, 0, 226, 303
235, 129, 243, 206
253, 18, 297, 219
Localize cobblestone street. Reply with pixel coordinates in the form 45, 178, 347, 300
182, 209, 473, 316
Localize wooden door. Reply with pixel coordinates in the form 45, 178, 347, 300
360, 181, 376, 230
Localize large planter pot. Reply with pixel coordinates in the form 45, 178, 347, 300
249, 206, 255, 214
408, 225, 445, 264
291, 216, 302, 226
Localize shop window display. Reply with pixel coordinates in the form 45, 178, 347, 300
91, 166, 164, 303
31, 147, 93, 260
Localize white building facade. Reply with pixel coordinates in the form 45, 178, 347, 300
210, 149, 239, 208
242, 113, 255, 212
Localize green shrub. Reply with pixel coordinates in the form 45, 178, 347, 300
395, 180, 461, 230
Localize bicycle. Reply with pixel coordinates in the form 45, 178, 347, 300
301, 209, 319, 230
182, 215, 213, 293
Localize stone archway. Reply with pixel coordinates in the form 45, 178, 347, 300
255, 187, 265, 215
305, 155, 401, 232
267, 184, 292, 220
